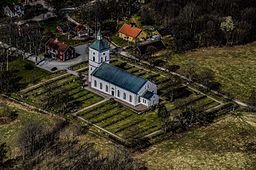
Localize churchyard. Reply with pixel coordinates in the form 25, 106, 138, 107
5, 55, 229, 146
11, 67, 103, 114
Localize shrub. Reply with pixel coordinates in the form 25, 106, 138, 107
24, 63, 34, 70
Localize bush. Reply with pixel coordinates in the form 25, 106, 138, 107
0, 106, 17, 123
24, 63, 34, 70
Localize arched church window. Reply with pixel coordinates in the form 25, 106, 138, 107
93, 57, 95, 61
123, 93, 126, 100
129, 95, 132, 102
94, 80, 97, 87
117, 90, 120, 97
106, 85, 108, 92
100, 83, 102, 89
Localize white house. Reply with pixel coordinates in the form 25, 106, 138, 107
88, 30, 159, 107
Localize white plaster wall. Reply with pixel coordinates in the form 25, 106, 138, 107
91, 76, 138, 106
88, 47, 110, 82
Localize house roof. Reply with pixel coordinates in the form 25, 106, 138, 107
142, 91, 154, 100
45, 38, 71, 53
118, 23, 142, 38
89, 30, 110, 52
92, 63, 147, 94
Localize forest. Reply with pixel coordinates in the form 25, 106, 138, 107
140, 0, 256, 51
2, 0, 255, 51
60, 0, 256, 51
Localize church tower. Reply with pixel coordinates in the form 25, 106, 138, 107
88, 29, 110, 82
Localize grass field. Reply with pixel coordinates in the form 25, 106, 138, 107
9, 58, 51, 88
164, 43, 256, 102
135, 112, 256, 170
0, 103, 59, 156
12, 69, 103, 114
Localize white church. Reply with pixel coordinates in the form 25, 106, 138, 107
88, 30, 159, 107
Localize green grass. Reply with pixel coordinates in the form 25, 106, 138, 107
164, 43, 256, 102
136, 112, 256, 170
9, 58, 50, 87
111, 35, 131, 47
13, 74, 103, 113
0, 103, 58, 148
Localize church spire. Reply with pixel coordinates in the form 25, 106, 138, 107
96, 28, 102, 40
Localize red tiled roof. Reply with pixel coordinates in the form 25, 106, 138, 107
118, 23, 142, 38
46, 38, 70, 52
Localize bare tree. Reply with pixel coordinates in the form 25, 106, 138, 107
17, 120, 45, 159
220, 16, 235, 46
0, 143, 8, 165
157, 104, 171, 132
184, 60, 197, 81
248, 89, 256, 112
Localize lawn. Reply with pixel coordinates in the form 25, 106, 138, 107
166, 43, 256, 102
8, 58, 56, 89
135, 112, 256, 170
13, 73, 103, 114
77, 100, 163, 141
0, 103, 59, 156
110, 35, 131, 47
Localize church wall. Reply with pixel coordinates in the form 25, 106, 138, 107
114, 86, 137, 106
91, 76, 138, 106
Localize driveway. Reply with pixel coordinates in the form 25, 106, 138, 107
34, 44, 89, 72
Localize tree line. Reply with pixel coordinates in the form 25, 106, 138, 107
140, 0, 256, 51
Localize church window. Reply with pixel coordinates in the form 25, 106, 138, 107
101, 57, 103, 62
117, 90, 120, 97
106, 85, 108, 92
100, 83, 102, 89
105, 56, 107, 61
94, 80, 97, 87
93, 56, 95, 61
93, 52, 95, 55
123, 93, 126, 100
103, 52, 105, 55
129, 95, 132, 102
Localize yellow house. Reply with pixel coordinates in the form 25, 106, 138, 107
118, 23, 147, 43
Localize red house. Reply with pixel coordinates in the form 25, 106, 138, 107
45, 38, 76, 62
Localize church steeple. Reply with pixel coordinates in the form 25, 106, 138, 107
97, 29, 102, 40
88, 28, 110, 83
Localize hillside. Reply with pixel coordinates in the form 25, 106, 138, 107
168, 42, 256, 102
135, 111, 256, 169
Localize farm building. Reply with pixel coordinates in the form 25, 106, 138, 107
89, 30, 159, 107
45, 38, 76, 62
118, 23, 147, 43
